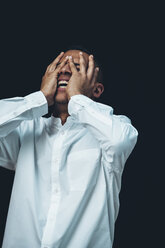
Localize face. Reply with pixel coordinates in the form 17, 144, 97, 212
54, 50, 91, 104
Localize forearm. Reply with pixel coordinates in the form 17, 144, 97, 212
0, 91, 48, 137
68, 94, 138, 164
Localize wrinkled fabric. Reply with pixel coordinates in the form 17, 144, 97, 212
0, 91, 138, 248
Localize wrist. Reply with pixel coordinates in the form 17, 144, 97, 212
68, 91, 82, 100
41, 90, 54, 106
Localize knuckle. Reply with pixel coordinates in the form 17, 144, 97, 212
61, 61, 66, 67
53, 58, 58, 64
52, 70, 57, 75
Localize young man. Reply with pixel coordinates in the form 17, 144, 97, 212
0, 47, 138, 248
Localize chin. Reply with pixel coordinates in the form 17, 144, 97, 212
54, 94, 69, 104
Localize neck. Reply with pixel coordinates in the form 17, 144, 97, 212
52, 103, 69, 125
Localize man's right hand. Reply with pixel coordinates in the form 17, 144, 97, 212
40, 52, 68, 106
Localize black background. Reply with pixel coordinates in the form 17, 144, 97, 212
0, 1, 164, 247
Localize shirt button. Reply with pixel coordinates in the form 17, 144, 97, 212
52, 187, 57, 193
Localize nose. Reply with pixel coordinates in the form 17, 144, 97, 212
58, 62, 71, 74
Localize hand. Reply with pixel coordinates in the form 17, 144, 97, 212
40, 52, 68, 106
66, 53, 99, 100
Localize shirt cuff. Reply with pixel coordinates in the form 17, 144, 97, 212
68, 94, 94, 116
25, 91, 48, 118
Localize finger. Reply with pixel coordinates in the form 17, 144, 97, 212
55, 56, 69, 73
68, 56, 77, 73
46, 64, 51, 73
79, 52, 87, 74
87, 55, 95, 80
92, 67, 99, 84
51, 51, 64, 66
47, 52, 64, 72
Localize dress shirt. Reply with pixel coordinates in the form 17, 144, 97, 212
0, 91, 138, 248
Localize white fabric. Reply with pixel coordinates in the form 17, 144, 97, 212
0, 91, 138, 248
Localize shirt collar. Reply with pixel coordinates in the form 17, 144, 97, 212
49, 114, 74, 129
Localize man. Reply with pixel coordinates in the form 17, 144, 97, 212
0, 47, 138, 248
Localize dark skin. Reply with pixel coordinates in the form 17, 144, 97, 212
41, 50, 104, 125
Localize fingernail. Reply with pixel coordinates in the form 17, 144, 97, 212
90, 55, 93, 59
80, 52, 83, 55
69, 56, 72, 59
96, 67, 99, 71
66, 56, 69, 59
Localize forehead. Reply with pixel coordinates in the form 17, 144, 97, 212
61, 49, 89, 63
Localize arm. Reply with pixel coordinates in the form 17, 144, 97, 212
66, 53, 138, 173
0, 51, 69, 138
0, 91, 47, 138
0, 91, 48, 170
68, 94, 138, 172
0, 51, 69, 170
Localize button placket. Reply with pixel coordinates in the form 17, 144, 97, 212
50, 129, 65, 212
41, 126, 72, 246
61, 130, 65, 135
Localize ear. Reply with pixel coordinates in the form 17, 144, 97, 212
92, 83, 104, 99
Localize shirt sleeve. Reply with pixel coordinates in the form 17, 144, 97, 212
0, 91, 48, 170
68, 94, 138, 173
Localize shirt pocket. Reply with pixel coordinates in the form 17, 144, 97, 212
67, 148, 101, 191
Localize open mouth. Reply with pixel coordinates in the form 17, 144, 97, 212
57, 80, 69, 88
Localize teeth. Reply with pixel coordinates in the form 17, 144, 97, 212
59, 86, 67, 88
58, 80, 68, 86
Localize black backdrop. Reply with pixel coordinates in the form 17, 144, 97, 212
0, 1, 164, 247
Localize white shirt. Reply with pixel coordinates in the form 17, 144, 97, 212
0, 91, 138, 248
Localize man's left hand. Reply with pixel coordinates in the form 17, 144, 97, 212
66, 52, 99, 100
